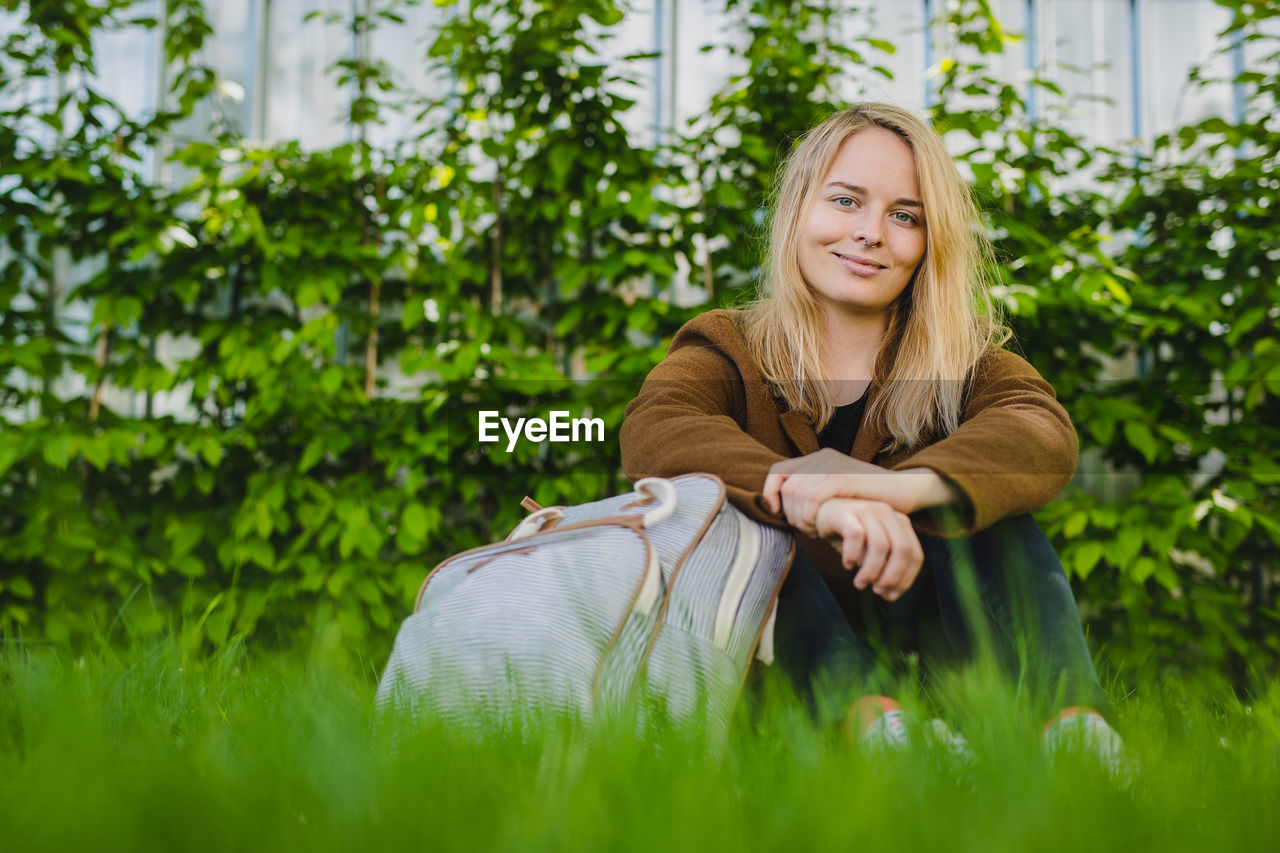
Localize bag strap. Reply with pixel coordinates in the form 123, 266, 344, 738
632, 478, 677, 527
506, 477, 678, 543
506, 506, 566, 542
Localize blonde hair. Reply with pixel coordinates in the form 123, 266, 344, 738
738, 102, 1010, 451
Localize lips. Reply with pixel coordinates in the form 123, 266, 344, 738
833, 253, 886, 276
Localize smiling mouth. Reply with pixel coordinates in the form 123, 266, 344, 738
833, 253, 886, 272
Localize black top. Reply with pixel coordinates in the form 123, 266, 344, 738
816, 393, 868, 456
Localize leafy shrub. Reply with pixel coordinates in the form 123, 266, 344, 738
1, 0, 1276, 689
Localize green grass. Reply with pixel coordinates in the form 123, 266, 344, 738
3, 638, 1280, 853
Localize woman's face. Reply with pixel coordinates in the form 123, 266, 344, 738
796, 126, 926, 322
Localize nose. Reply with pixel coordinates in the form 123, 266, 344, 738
853, 208, 883, 249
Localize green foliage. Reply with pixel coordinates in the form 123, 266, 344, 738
0, 0, 669, 667
922, 0, 1280, 687
1, 0, 1278, 689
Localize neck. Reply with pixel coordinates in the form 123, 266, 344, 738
819, 306, 888, 404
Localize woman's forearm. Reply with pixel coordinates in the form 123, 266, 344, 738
895, 467, 967, 514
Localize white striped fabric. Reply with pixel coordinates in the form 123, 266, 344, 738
376, 474, 795, 739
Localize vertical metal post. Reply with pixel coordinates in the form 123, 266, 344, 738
146, 0, 173, 419
652, 0, 664, 306
1128, 0, 1142, 142
251, 0, 272, 140
653, 0, 664, 151
348, 0, 361, 144
445, 1, 460, 123
1230, 25, 1245, 124
1091, 0, 1107, 139
153, 0, 170, 188
668, 0, 678, 138
337, 0, 368, 365
1026, 0, 1037, 123
923, 0, 933, 107
1129, 0, 1151, 378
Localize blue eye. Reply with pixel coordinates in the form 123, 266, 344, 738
892, 211, 918, 225
835, 197, 856, 208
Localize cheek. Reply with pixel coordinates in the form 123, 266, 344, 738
902, 232, 926, 268
803, 209, 841, 246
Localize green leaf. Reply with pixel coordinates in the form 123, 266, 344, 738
1062, 511, 1088, 539
246, 538, 275, 570
80, 435, 109, 470
127, 241, 152, 264
401, 502, 430, 541
0, 439, 23, 478
356, 578, 381, 605
254, 500, 273, 538
1256, 513, 1280, 544
549, 143, 575, 185
43, 434, 72, 469
7, 577, 35, 599
92, 297, 115, 327
1087, 416, 1115, 447
320, 367, 344, 396
299, 437, 325, 474
167, 518, 204, 557
1123, 421, 1158, 464
116, 296, 143, 326
175, 555, 205, 578
200, 436, 224, 467
402, 296, 425, 330
1116, 526, 1144, 565
1072, 541, 1105, 579
588, 6, 624, 26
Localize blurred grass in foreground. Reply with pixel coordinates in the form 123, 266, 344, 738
3, 637, 1280, 853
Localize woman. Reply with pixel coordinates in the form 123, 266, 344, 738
620, 103, 1124, 761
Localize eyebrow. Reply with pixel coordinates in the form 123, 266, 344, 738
824, 181, 922, 208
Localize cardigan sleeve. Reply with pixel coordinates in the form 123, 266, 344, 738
620, 338, 792, 528
889, 346, 1078, 535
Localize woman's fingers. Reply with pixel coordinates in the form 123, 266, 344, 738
873, 511, 925, 601
851, 512, 889, 592
816, 498, 924, 601
764, 449, 869, 516
814, 498, 850, 544
815, 498, 862, 568
834, 512, 866, 570
762, 457, 804, 514
780, 476, 826, 536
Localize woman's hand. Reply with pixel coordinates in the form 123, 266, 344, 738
762, 448, 960, 536
814, 498, 924, 602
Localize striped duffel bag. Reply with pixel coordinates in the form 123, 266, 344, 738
375, 473, 795, 736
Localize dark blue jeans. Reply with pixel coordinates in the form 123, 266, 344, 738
771, 513, 1109, 723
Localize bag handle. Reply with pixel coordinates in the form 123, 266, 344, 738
506, 478, 678, 542
506, 506, 566, 542
633, 478, 677, 527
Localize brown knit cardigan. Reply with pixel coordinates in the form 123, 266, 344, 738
620, 310, 1078, 606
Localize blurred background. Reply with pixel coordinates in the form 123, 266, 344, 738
13, 1, 1257, 161
2, 0, 1277, 690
